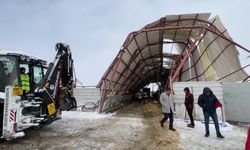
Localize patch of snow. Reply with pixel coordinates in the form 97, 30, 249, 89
41, 113, 145, 149
61, 111, 115, 120
175, 119, 247, 150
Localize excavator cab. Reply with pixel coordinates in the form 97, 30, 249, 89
0, 54, 46, 93
0, 53, 47, 138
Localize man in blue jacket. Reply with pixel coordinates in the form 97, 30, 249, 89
198, 87, 224, 138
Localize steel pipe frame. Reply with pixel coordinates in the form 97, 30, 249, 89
119, 53, 176, 94
181, 29, 227, 75
98, 16, 250, 112
99, 32, 148, 95
136, 25, 249, 53
112, 53, 142, 90
145, 28, 155, 66
101, 54, 144, 99
168, 16, 202, 79
130, 67, 169, 92
186, 42, 233, 81
171, 28, 206, 82
97, 32, 134, 87
170, 29, 210, 83
123, 53, 177, 93
126, 54, 173, 91
146, 17, 223, 37
180, 14, 201, 81
130, 55, 177, 92
115, 46, 154, 93
99, 50, 126, 112
123, 59, 161, 93
129, 68, 167, 93
217, 64, 250, 81
98, 23, 248, 87
100, 34, 154, 111
115, 32, 163, 95
127, 33, 188, 91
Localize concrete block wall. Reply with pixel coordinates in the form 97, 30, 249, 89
223, 82, 250, 123
173, 81, 225, 122
73, 87, 100, 106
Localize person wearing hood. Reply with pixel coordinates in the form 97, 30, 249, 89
198, 87, 224, 138
184, 87, 195, 128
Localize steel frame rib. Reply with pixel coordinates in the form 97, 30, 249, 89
130, 67, 165, 92
169, 15, 182, 68
99, 50, 125, 112
181, 29, 227, 74
117, 47, 151, 91
186, 43, 232, 81
171, 28, 206, 82
116, 40, 164, 94
145, 30, 155, 65
217, 64, 250, 81
125, 57, 161, 88
112, 50, 142, 93
128, 53, 178, 92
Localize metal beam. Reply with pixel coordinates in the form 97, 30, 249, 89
171, 28, 206, 82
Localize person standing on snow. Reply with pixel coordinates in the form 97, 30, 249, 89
159, 87, 176, 131
184, 87, 195, 128
198, 87, 224, 138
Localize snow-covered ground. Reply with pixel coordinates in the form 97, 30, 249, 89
62, 110, 248, 150
61, 111, 115, 119
0, 102, 248, 150
175, 119, 247, 150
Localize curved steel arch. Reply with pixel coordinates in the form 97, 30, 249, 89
97, 13, 250, 112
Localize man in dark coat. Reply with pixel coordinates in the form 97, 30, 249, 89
184, 87, 195, 128
198, 87, 224, 138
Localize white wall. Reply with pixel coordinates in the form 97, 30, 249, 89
73, 87, 100, 106
173, 81, 225, 121
223, 82, 250, 123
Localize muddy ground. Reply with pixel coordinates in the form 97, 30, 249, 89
0, 101, 180, 150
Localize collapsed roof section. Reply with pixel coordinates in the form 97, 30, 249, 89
97, 13, 250, 112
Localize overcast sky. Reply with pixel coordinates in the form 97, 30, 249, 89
0, 0, 249, 85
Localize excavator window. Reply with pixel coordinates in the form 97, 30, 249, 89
19, 64, 30, 94
19, 64, 45, 93
32, 66, 44, 87
0, 56, 20, 92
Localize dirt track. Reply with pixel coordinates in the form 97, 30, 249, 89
117, 102, 180, 150
0, 101, 180, 150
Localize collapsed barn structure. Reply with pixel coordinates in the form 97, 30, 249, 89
97, 13, 250, 112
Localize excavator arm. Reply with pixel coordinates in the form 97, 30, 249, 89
39, 43, 76, 111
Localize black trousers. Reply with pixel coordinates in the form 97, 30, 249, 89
160, 109, 174, 128
186, 107, 194, 125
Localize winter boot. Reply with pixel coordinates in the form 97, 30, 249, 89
205, 131, 209, 137
160, 121, 164, 128
187, 124, 195, 128
169, 127, 176, 131
217, 134, 225, 139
